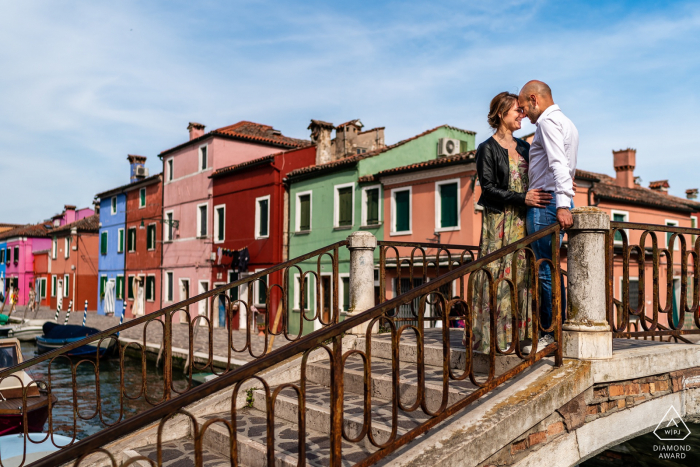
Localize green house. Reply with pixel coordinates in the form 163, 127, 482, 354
286, 125, 475, 335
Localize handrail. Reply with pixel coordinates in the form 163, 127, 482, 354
30, 223, 563, 467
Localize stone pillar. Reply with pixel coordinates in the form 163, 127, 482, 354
346, 231, 377, 335
563, 207, 613, 359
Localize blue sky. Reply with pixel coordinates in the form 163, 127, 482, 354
1, 0, 699, 223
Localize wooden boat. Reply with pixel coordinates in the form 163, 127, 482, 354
0, 433, 74, 467
0, 338, 56, 436
0, 319, 51, 341
35, 322, 117, 358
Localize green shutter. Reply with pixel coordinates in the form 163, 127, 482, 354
366, 188, 379, 225
118, 230, 124, 253
100, 276, 107, 297
100, 232, 108, 255
52, 276, 57, 297
338, 187, 353, 226
459, 140, 469, 153
299, 195, 311, 231
259, 199, 269, 237
342, 277, 350, 311
217, 208, 225, 241
613, 214, 625, 242
440, 183, 458, 228
140, 188, 146, 207
395, 190, 410, 232
128, 277, 134, 299
258, 279, 267, 305
64, 276, 69, 297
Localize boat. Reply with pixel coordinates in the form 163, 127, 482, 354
0, 338, 57, 436
35, 322, 117, 358
192, 372, 217, 386
0, 319, 51, 342
0, 433, 74, 467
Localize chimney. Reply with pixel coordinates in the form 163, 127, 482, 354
612, 148, 636, 188
188, 122, 205, 141
308, 119, 334, 165
127, 155, 148, 183
649, 180, 670, 195
64, 205, 76, 224
687, 189, 699, 200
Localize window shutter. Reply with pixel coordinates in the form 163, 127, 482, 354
128, 277, 134, 300
338, 187, 353, 226
613, 214, 625, 242
342, 277, 350, 311
395, 190, 410, 232
200, 206, 208, 236
118, 230, 124, 252
101, 232, 108, 255
366, 189, 379, 225
217, 208, 225, 241
100, 277, 107, 296
64, 275, 69, 297
116, 276, 123, 299
299, 195, 310, 231
140, 189, 146, 207
440, 183, 458, 228
259, 200, 269, 237
147, 225, 156, 250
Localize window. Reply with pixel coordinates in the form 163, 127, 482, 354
214, 205, 225, 243
116, 275, 124, 300
63, 274, 69, 298
100, 276, 108, 298
139, 188, 146, 208
435, 180, 460, 231
256, 276, 267, 306
52, 238, 57, 259
164, 211, 174, 242
340, 274, 350, 312
127, 227, 136, 252
64, 237, 71, 258
146, 276, 156, 301
296, 192, 312, 232
51, 276, 57, 297
5, 248, 9, 264
629, 279, 640, 310
255, 196, 270, 239
147, 224, 156, 250
111, 197, 117, 214
197, 204, 208, 238
0, 249, 4, 264
335, 184, 354, 228
361, 186, 381, 226
118, 228, 124, 253
228, 271, 239, 301
165, 272, 174, 302
666, 220, 680, 250
611, 210, 629, 244
692, 216, 698, 244
391, 187, 412, 235
100, 231, 108, 255
13, 246, 19, 264
199, 145, 208, 171
167, 159, 173, 182
295, 274, 311, 310
39, 278, 47, 299
128, 275, 135, 300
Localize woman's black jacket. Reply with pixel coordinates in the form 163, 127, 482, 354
476, 137, 530, 213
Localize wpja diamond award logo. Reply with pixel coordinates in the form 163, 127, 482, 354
652, 406, 692, 459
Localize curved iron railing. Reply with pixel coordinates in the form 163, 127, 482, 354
21, 223, 563, 467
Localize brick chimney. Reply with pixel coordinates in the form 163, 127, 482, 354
613, 148, 636, 188
686, 188, 698, 200
649, 180, 670, 195
64, 205, 76, 224
127, 155, 148, 182
188, 122, 205, 141
308, 119, 334, 165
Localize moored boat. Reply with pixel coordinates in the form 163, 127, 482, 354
35, 322, 117, 358
0, 319, 51, 341
0, 338, 56, 436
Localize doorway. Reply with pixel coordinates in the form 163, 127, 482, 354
321, 275, 332, 325
179, 279, 190, 323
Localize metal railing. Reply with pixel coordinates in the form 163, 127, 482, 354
0, 241, 348, 466
26, 223, 563, 467
607, 221, 700, 340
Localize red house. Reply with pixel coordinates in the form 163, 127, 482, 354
124, 169, 164, 318
209, 145, 317, 329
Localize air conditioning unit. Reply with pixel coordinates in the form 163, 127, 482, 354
135, 166, 149, 177
438, 138, 461, 157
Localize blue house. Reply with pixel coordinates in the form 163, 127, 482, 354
95, 187, 127, 316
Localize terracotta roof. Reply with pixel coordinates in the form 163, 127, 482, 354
360, 151, 476, 183
0, 223, 21, 228
575, 169, 614, 183
123, 173, 163, 192
51, 214, 100, 234
0, 223, 51, 240
286, 124, 476, 181
211, 154, 277, 178
649, 180, 670, 189
591, 182, 700, 213
96, 173, 162, 198
160, 121, 312, 157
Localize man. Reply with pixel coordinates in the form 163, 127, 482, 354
518, 80, 578, 352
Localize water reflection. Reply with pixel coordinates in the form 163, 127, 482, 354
20, 341, 189, 440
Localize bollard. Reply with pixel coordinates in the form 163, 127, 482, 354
346, 231, 377, 335
563, 207, 613, 359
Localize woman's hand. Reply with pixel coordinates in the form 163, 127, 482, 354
525, 188, 553, 208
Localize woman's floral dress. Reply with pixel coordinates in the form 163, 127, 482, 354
464, 151, 532, 353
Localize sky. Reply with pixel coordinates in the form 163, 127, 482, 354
1, 0, 699, 223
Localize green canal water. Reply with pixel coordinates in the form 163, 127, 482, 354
20, 340, 190, 440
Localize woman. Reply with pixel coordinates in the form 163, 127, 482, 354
465, 92, 552, 353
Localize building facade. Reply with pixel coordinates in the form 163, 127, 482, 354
159, 121, 310, 323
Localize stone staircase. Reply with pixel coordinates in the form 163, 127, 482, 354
124, 329, 522, 467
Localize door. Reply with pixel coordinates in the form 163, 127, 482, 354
134, 276, 145, 316
321, 275, 332, 325
57, 279, 64, 311
213, 282, 225, 328
198, 281, 209, 325
179, 279, 190, 323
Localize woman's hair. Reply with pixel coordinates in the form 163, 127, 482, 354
487, 92, 519, 130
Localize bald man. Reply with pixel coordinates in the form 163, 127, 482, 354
518, 80, 578, 352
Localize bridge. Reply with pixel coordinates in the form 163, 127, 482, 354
2, 207, 700, 467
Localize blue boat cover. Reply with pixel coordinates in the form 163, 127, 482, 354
42, 322, 101, 340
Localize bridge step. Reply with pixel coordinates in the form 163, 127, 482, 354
125, 439, 234, 466
199, 407, 375, 466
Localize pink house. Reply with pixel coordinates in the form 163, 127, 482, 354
159, 121, 311, 320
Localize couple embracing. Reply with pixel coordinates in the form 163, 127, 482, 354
465, 80, 579, 355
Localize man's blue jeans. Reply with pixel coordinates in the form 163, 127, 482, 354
526, 198, 571, 335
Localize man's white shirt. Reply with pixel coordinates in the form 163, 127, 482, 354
528, 104, 579, 208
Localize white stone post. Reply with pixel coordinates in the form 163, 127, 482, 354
563, 207, 613, 359
346, 231, 377, 335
